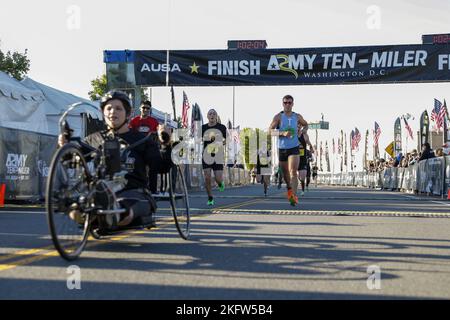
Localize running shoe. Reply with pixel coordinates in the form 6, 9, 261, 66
287, 189, 297, 206
207, 199, 215, 206
300, 191, 305, 196
287, 189, 293, 199
218, 182, 225, 192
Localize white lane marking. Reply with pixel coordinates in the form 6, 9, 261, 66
0, 210, 46, 215
431, 201, 450, 207
0, 233, 47, 237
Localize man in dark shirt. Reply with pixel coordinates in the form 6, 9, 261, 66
419, 142, 436, 161
202, 109, 227, 206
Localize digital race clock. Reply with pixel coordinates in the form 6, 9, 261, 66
227, 40, 268, 50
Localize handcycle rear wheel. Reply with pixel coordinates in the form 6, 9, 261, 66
168, 164, 190, 239
46, 143, 92, 261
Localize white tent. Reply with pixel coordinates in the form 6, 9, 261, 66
0, 71, 48, 133
21, 77, 102, 136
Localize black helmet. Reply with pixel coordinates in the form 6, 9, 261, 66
100, 90, 132, 115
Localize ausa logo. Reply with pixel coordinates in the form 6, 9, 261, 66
140, 63, 181, 73
267, 54, 299, 79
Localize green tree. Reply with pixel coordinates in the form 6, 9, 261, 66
88, 74, 108, 101
0, 45, 30, 80
88, 73, 149, 103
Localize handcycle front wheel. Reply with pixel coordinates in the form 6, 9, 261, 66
168, 164, 190, 240
46, 143, 92, 261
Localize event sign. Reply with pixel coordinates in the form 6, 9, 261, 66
134, 44, 450, 86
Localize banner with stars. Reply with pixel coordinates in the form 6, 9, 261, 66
133, 44, 450, 86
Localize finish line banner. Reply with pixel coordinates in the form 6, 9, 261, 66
134, 44, 450, 86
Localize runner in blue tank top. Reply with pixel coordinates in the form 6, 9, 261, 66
269, 95, 308, 206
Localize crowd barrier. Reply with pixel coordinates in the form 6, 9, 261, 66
0, 126, 251, 202
0, 126, 57, 202
317, 156, 450, 197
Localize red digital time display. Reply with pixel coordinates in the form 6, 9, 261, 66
228, 40, 268, 50
433, 34, 450, 43
422, 33, 450, 44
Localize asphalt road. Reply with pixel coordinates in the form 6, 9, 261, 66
1, 184, 450, 300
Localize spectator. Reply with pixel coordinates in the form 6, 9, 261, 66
129, 100, 159, 134
251, 168, 257, 184
393, 153, 402, 167
409, 149, 419, 165
400, 155, 408, 168
419, 142, 435, 161
435, 148, 444, 157
443, 143, 450, 156
129, 100, 160, 193
369, 161, 375, 172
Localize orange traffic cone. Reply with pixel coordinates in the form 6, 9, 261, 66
0, 184, 5, 207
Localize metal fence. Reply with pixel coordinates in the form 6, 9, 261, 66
318, 156, 450, 197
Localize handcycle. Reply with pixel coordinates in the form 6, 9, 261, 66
45, 103, 190, 261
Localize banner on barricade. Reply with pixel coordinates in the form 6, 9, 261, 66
318, 156, 448, 195
0, 126, 57, 201
0, 127, 38, 200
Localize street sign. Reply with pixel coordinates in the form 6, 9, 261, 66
309, 121, 329, 130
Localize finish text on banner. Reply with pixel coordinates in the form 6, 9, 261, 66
134, 44, 450, 86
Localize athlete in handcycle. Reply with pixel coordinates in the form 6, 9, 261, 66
46, 90, 190, 261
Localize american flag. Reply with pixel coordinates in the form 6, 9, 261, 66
350, 130, 355, 151
354, 128, 361, 149
431, 98, 446, 131
352, 128, 361, 150
230, 126, 240, 145
403, 117, 414, 140
181, 91, 190, 128
374, 122, 381, 146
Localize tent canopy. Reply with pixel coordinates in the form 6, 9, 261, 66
0, 71, 48, 133
21, 77, 102, 136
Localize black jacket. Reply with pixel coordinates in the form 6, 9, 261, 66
84, 130, 162, 190
419, 149, 435, 162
